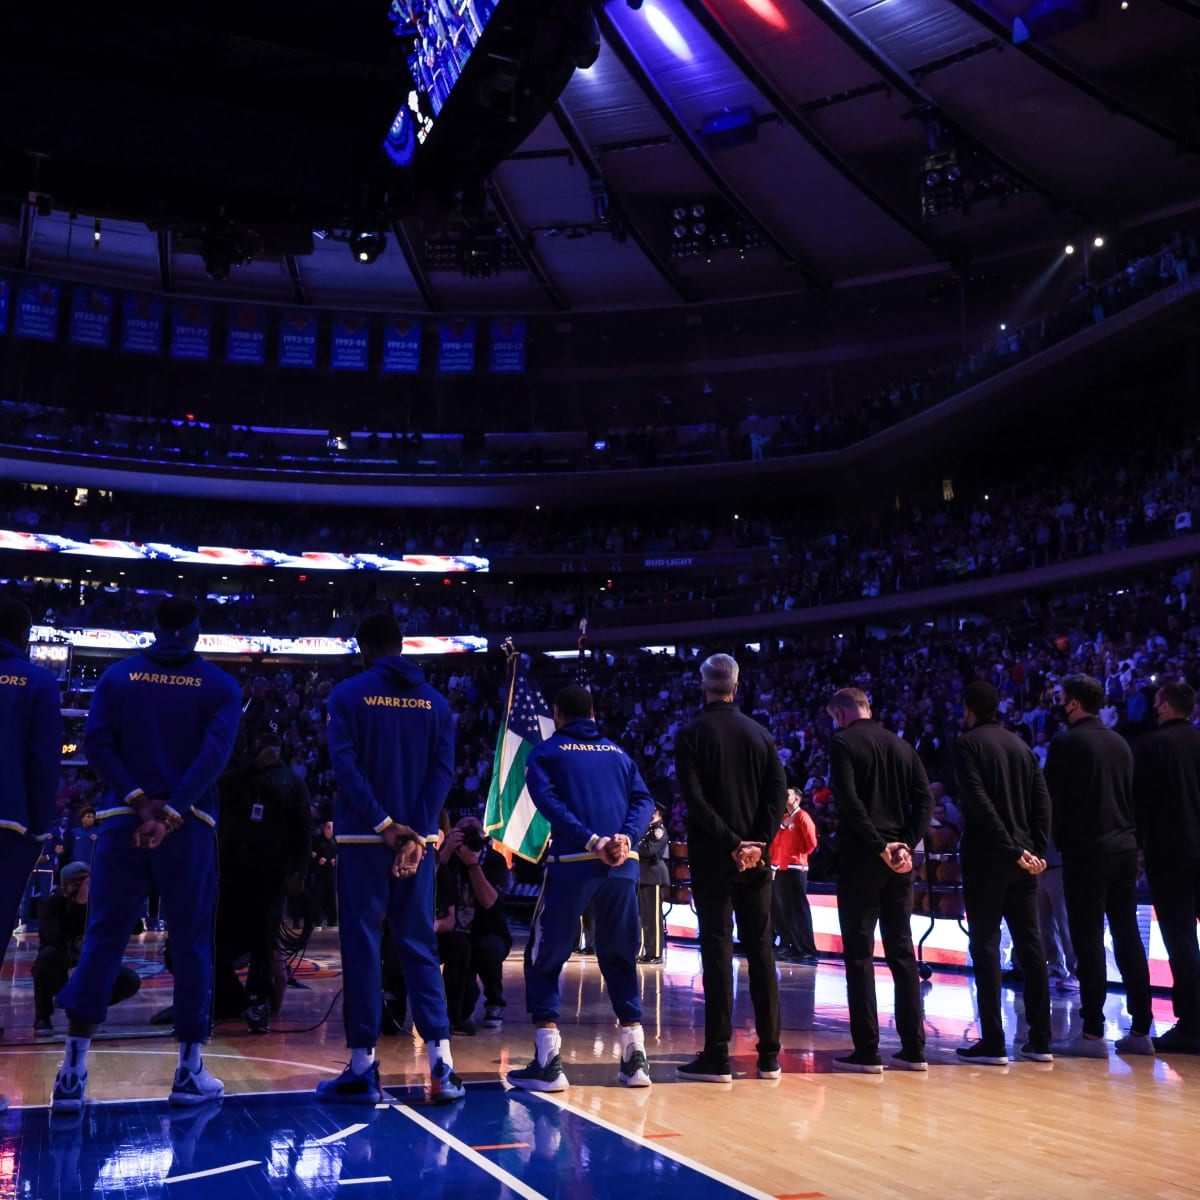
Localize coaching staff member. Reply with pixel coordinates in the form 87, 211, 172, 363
316, 614, 464, 1106
953, 680, 1053, 1065
674, 653, 787, 1083
52, 597, 241, 1113
0, 598, 63, 1066
827, 687, 932, 1073
1134, 679, 1200, 1054
1044, 673, 1154, 1057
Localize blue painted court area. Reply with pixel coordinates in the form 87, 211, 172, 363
1, 1083, 763, 1200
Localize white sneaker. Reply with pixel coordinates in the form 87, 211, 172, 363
1114, 1031, 1155, 1056
51, 1067, 88, 1114
618, 1048, 652, 1087
1050, 1035, 1108, 1059
169, 1061, 225, 1106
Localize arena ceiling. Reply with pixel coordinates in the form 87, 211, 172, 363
0, 0, 1197, 315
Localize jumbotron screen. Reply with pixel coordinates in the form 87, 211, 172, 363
384, 0, 497, 165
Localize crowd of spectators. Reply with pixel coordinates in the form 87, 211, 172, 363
4, 416, 1200, 639
1, 231, 1194, 476
41, 559, 1200, 895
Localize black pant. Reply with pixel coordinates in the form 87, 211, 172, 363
772, 868, 816, 957
439, 930, 510, 1025
1063, 850, 1153, 1037
691, 861, 780, 1056
214, 867, 284, 1015
638, 883, 664, 959
836, 856, 925, 1056
33, 947, 140, 1022
962, 858, 1050, 1048
1147, 855, 1200, 1034
311, 868, 338, 927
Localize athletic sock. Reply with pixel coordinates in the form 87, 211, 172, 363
179, 1042, 202, 1073
428, 1038, 453, 1073
619, 1024, 645, 1055
535, 1027, 561, 1066
351, 1047, 376, 1075
65, 1036, 91, 1075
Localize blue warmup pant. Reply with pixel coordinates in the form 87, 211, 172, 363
525, 859, 642, 1025
337, 843, 451, 1049
58, 818, 217, 1042
0, 831, 42, 973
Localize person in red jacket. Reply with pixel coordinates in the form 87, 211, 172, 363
771, 789, 819, 964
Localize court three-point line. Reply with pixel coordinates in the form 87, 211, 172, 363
163, 1159, 260, 1185
315, 1123, 369, 1145
394, 1105, 550, 1200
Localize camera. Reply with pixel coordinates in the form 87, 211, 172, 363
460, 825, 486, 852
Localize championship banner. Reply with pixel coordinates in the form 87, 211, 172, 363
170, 300, 212, 361
0, 278, 11, 335
330, 313, 370, 371
279, 309, 318, 368
382, 316, 422, 373
121, 294, 163, 355
14, 282, 60, 342
489, 317, 526, 374
438, 318, 476, 374
226, 304, 267, 365
67, 287, 114, 349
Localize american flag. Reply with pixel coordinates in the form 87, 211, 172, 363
483, 659, 555, 862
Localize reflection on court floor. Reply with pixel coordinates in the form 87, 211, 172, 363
1, 1082, 773, 1200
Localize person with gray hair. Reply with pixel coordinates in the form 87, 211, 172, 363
674, 653, 788, 1083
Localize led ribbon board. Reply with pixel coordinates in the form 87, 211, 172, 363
30, 625, 487, 657
0, 530, 489, 573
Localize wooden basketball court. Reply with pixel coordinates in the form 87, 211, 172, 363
1, 929, 1197, 1198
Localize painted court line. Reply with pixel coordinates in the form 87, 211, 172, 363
644, 1132, 682, 1139
471, 1142, 531, 1150
163, 1159, 260, 1185
534, 1093, 780, 1200
338, 1178, 393, 1186
314, 1123, 369, 1145
394, 1105, 550, 1200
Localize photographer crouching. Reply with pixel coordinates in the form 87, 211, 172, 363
33, 863, 141, 1036
436, 815, 512, 1034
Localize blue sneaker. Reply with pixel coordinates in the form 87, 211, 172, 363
507, 1052, 569, 1092
315, 1061, 383, 1106
51, 1067, 87, 1115
430, 1059, 466, 1105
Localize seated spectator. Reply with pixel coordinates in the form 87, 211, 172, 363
436, 815, 512, 1034
32, 863, 140, 1035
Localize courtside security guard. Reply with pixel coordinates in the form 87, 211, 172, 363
0, 599, 63, 1101
317, 613, 464, 1105
508, 684, 655, 1091
52, 598, 241, 1113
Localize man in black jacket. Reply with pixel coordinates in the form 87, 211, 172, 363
953, 680, 1053, 1065
33, 863, 140, 1035
1045, 673, 1154, 1057
675, 654, 788, 1083
827, 687, 932, 1073
1134, 679, 1200, 1054
215, 728, 311, 1032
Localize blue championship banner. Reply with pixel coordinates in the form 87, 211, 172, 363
489, 317, 526, 373
0, 278, 10, 335
121, 294, 163, 356
170, 300, 212, 361
438, 318, 476, 374
68, 287, 114, 349
279, 309, 318, 368
330, 313, 370, 371
382, 316, 422, 373
14, 282, 60, 342
226, 304, 267, 365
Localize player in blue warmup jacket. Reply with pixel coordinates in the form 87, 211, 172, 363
51, 598, 241, 1115
507, 685, 655, 1092
0, 599, 63, 1105
316, 613, 465, 1106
